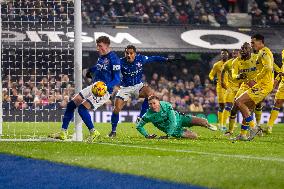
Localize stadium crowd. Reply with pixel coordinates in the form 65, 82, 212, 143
1, 72, 217, 113
1, 0, 283, 115
1, 0, 283, 26
2, 57, 278, 114
250, 0, 284, 26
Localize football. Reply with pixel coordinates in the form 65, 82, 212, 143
91, 81, 107, 97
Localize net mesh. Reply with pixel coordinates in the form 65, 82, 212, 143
1, 0, 74, 139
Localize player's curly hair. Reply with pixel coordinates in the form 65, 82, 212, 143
96, 36, 110, 45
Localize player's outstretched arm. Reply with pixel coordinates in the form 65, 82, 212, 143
209, 64, 217, 81
136, 117, 150, 138
142, 55, 168, 64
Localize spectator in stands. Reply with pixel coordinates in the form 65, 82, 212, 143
228, 0, 237, 13
189, 97, 204, 112
213, 3, 228, 26
15, 95, 27, 110
250, 1, 264, 26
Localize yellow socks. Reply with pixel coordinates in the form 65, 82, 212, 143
222, 105, 232, 126
240, 123, 249, 136
268, 107, 280, 127
254, 107, 262, 126
228, 115, 236, 133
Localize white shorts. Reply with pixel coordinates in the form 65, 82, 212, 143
116, 83, 144, 101
79, 85, 110, 110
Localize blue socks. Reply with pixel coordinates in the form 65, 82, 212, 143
61, 100, 77, 130
111, 112, 119, 132
78, 104, 94, 130
139, 98, 149, 118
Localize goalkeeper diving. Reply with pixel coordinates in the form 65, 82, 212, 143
136, 95, 217, 139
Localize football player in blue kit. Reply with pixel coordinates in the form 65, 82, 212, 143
50, 36, 121, 142
108, 45, 169, 137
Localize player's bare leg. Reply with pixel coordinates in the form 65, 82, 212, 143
137, 85, 155, 122
234, 92, 259, 140
235, 93, 255, 120
72, 94, 85, 105
139, 85, 154, 98
182, 129, 198, 139
190, 117, 218, 131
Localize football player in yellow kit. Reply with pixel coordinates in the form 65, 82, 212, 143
225, 42, 258, 136
265, 50, 284, 134
220, 49, 240, 131
253, 53, 282, 129
233, 34, 274, 141
209, 49, 229, 129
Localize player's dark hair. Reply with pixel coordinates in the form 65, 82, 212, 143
125, 45, 136, 52
148, 95, 159, 101
96, 36, 110, 45
221, 49, 229, 54
251, 34, 264, 43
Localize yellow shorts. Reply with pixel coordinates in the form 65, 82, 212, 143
235, 83, 250, 99
216, 86, 226, 103
225, 86, 239, 103
275, 82, 284, 100
247, 83, 273, 104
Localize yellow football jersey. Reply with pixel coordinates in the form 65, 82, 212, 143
223, 58, 239, 88
254, 46, 274, 86
282, 49, 284, 65
209, 60, 226, 88
232, 54, 258, 83
274, 50, 284, 99
273, 62, 281, 73
276, 50, 284, 83
282, 49, 284, 72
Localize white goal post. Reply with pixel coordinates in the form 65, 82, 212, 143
0, 0, 83, 141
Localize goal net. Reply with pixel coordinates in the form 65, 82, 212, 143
0, 0, 75, 140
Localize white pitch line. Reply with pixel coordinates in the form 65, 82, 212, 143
97, 142, 284, 163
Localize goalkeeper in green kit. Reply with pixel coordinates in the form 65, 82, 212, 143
136, 95, 217, 139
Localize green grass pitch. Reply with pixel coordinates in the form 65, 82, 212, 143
0, 122, 284, 189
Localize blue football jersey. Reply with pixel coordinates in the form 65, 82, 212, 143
89, 51, 121, 93
120, 54, 167, 87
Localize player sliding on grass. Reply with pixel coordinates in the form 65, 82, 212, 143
108, 45, 169, 137
136, 95, 217, 139
49, 36, 121, 142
